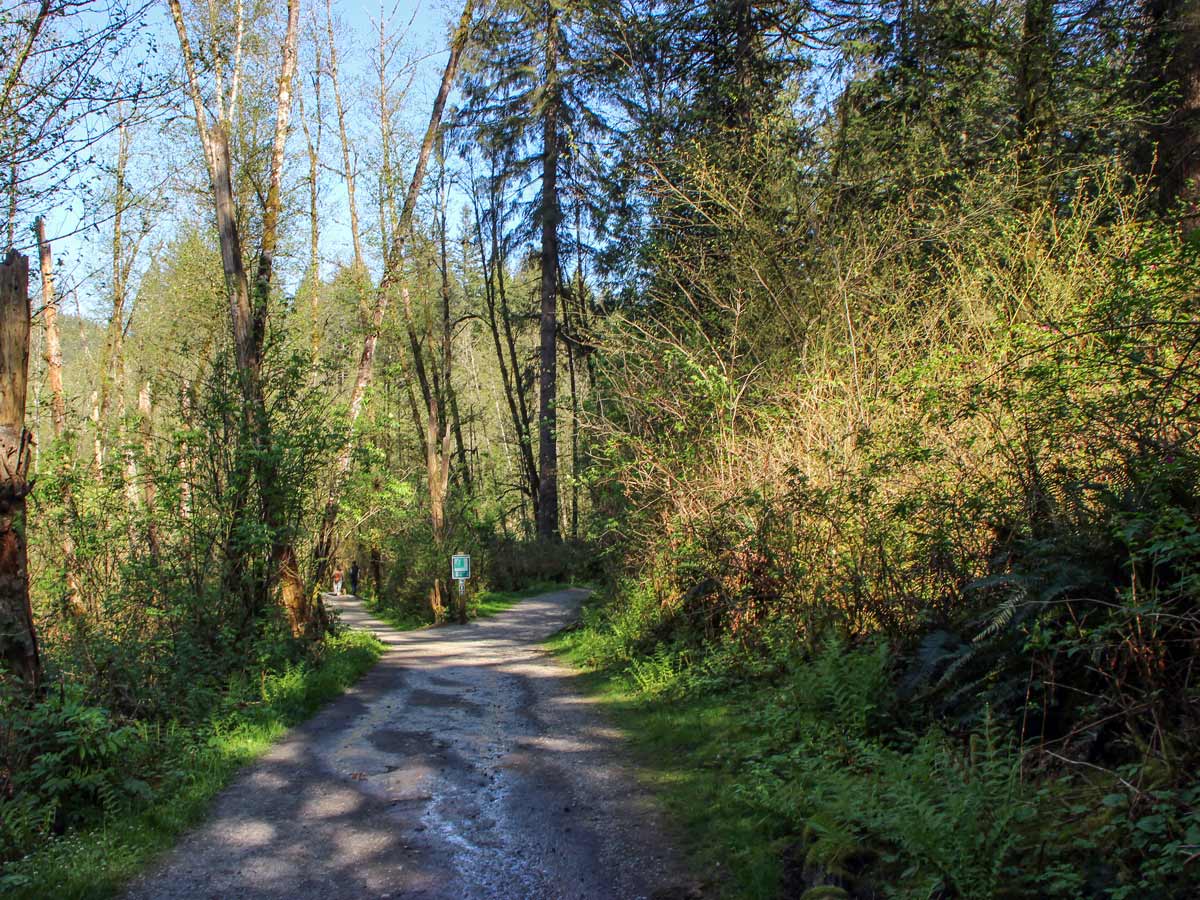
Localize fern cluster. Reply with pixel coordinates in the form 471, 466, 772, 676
564, 584, 1199, 898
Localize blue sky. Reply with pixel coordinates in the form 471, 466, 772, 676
34, 0, 463, 319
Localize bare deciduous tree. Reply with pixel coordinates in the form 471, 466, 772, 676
2, 1, 153, 247
310, 0, 475, 594
169, 0, 316, 636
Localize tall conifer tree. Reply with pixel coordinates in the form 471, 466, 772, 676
461, 0, 592, 540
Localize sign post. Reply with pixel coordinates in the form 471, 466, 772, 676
451, 553, 470, 595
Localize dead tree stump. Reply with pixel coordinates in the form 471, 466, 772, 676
0, 249, 40, 691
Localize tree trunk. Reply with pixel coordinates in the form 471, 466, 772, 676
275, 542, 323, 639
429, 577, 447, 623
438, 145, 472, 496
256, 0, 311, 638
1014, 0, 1055, 169
536, 3, 561, 542
138, 382, 161, 561
326, 0, 366, 276
376, 16, 398, 253
298, 70, 322, 370
178, 380, 193, 520
99, 117, 132, 432
471, 182, 539, 522
0, 250, 39, 691
89, 390, 101, 469
370, 545, 382, 598
732, 0, 754, 132
563, 274, 580, 541
402, 269, 452, 548
123, 413, 139, 547
449, 383, 471, 493
34, 220, 82, 612
34, 219, 65, 436
396, 265, 454, 615
252, 0, 300, 313
170, 0, 314, 637
207, 124, 258, 382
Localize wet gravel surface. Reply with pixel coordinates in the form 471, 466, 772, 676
123, 589, 698, 900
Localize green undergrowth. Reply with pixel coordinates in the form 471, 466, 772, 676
550, 610, 790, 898
1, 630, 383, 900
551, 589, 1198, 899
365, 579, 570, 630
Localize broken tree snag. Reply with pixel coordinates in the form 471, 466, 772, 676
0, 250, 40, 691
138, 381, 161, 562
33, 220, 82, 615
34, 218, 65, 436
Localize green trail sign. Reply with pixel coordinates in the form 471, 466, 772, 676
451, 554, 471, 581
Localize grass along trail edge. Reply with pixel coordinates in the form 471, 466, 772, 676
1, 628, 384, 900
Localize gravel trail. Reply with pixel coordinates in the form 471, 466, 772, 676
123, 589, 697, 900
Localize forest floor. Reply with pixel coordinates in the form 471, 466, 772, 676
122, 589, 699, 900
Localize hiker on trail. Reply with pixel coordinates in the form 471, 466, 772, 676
332, 566, 344, 596
349, 561, 360, 596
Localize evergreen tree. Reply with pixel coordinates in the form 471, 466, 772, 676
460, 0, 599, 540
584, 0, 806, 292
1139, 0, 1200, 221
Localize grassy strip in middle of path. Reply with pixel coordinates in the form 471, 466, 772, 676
547, 625, 784, 900
364, 580, 568, 630
1, 629, 384, 900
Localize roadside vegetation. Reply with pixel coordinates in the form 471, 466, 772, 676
559, 578, 1200, 898
557, 166, 1200, 897
0, 630, 381, 899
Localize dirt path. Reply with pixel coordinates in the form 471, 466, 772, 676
124, 589, 697, 900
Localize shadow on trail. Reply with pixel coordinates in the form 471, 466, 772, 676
123, 589, 697, 900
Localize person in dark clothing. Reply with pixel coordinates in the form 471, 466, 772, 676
349, 561, 360, 596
